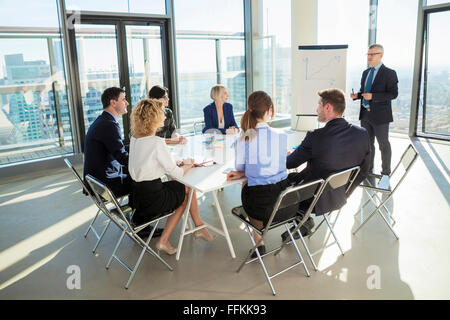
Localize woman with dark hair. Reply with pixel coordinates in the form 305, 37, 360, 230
129, 99, 215, 255
202, 84, 239, 134
226, 91, 297, 257
148, 85, 186, 144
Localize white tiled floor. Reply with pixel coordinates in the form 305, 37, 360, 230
0, 135, 449, 299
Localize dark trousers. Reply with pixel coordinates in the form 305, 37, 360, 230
361, 119, 391, 175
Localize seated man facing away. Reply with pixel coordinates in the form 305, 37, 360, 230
83, 87, 162, 238
283, 88, 371, 240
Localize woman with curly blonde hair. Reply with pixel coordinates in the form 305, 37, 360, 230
128, 99, 215, 255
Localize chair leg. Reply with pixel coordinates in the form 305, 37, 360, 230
248, 228, 276, 296
308, 217, 325, 239
324, 215, 344, 255
236, 225, 261, 273
353, 205, 378, 235
106, 229, 126, 269
377, 208, 399, 239
292, 221, 317, 271
138, 221, 174, 271
285, 224, 310, 277
84, 209, 101, 238
92, 219, 111, 253
125, 230, 153, 289
371, 192, 395, 226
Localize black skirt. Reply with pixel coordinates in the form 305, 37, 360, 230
130, 178, 185, 225
241, 178, 298, 227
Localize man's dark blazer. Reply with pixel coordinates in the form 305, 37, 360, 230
356, 64, 398, 125
286, 118, 371, 215
83, 111, 129, 197
202, 102, 239, 134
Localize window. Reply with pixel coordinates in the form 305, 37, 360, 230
174, 0, 246, 128
418, 9, 450, 137
0, 1, 73, 166
252, 0, 292, 118
377, 0, 418, 134
66, 0, 166, 15
318, 0, 370, 125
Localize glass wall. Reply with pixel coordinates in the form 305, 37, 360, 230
252, 0, 292, 118
66, 0, 166, 15
418, 9, 450, 136
0, 0, 73, 166
377, 0, 418, 134
318, 0, 370, 126
173, 0, 246, 128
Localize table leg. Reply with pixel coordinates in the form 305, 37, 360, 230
212, 190, 236, 259
176, 187, 194, 261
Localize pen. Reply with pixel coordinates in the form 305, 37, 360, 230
352, 88, 354, 94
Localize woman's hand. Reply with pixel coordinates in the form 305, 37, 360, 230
178, 135, 188, 144
226, 127, 239, 135
226, 170, 245, 181
181, 158, 195, 174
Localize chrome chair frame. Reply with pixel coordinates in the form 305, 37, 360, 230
86, 174, 174, 289
64, 158, 121, 253
281, 166, 361, 271
353, 144, 418, 239
232, 179, 325, 295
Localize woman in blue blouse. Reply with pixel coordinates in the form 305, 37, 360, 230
226, 91, 297, 257
202, 85, 239, 134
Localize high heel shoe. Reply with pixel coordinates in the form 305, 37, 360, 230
194, 230, 217, 242
156, 241, 177, 255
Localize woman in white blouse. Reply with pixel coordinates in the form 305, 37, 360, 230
128, 99, 215, 255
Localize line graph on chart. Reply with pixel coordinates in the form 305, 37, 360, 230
303, 56, 341, 86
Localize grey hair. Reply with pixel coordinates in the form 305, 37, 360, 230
210, 84, 226, 100
369, 44, 384, 54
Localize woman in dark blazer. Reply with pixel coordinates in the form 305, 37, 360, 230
202, 84, 239, 134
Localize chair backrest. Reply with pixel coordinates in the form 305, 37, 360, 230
193, 120, 205, 135
85, 174, 133, 231
323, 166, 361, 195
389, 144, 418, 191
265, 179, 325, 230
64, 158, 95, 199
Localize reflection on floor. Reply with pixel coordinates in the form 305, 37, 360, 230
0, 135, 449, 299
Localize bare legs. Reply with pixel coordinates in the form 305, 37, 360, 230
157, 186, 213, 250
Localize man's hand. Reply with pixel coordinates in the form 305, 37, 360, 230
287, 150, 292, 156
350, 93, 358, 99
226, 170, 244, 181
361, 93, 372, 100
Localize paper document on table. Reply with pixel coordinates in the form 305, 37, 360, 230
222, 168, 233, 174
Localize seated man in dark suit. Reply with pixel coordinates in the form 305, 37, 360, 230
84, 87, 130, 198
83, 87, 162, 237
282, 88, 371, 240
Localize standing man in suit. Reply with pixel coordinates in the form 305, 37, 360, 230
83, 87, 130, 198
350, 44, 398, 189
282, 88, 371, 240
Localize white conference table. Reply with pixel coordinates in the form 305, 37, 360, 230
168, 129, 306, 260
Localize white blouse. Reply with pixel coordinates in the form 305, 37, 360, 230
128, 135, 184, 182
